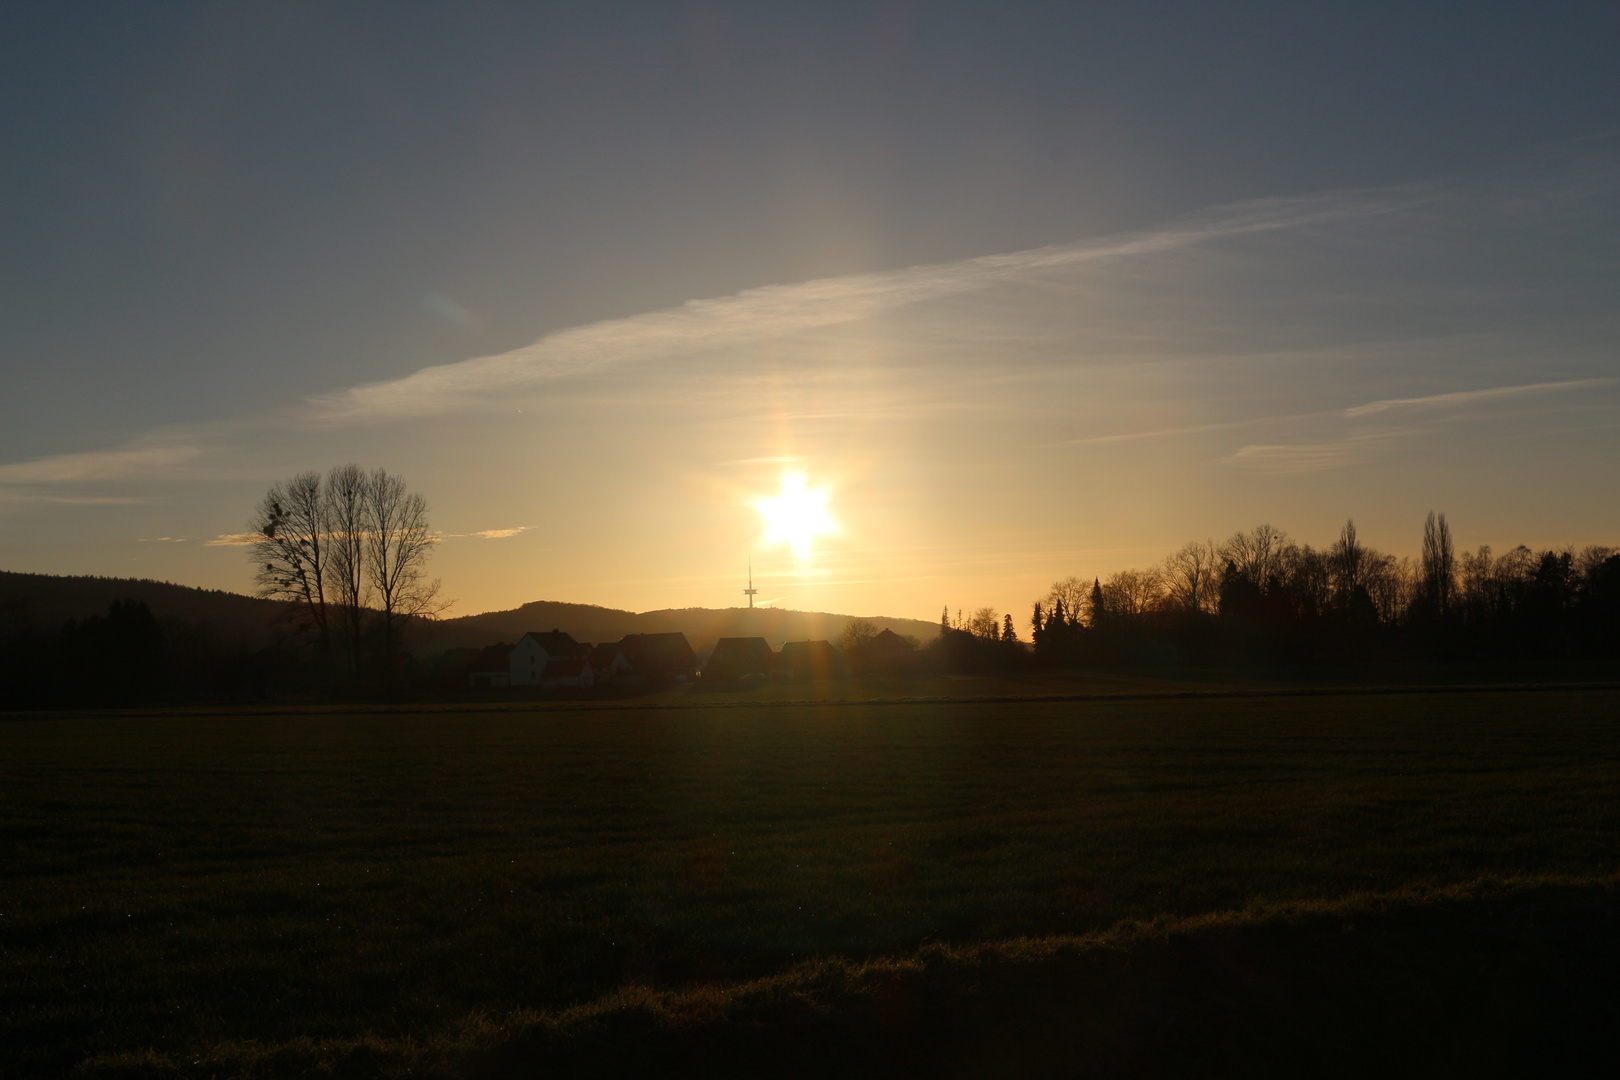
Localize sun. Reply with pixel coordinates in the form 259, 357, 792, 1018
756, 474, 835, 556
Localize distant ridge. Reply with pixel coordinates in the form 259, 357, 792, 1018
0, 571, 938, 656
0, 570, 286, 646
420, 600, 940, 655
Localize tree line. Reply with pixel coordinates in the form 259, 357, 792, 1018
1009, 514, 1620, 670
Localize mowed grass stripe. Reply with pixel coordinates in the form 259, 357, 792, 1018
3, 689, 1618, 1074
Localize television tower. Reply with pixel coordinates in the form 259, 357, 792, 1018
744, 559, 758, 608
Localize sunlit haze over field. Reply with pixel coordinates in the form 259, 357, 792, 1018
2, 4, 1617, 622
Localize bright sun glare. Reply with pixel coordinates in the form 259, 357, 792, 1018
756, 474, 835, 556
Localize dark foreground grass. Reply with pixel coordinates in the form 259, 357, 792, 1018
4, 688, 1619, 1076
80, 875, 1620, 1079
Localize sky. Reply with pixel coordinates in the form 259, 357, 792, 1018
2, 2, 1618, 624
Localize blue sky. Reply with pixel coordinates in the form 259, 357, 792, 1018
2, 3, 1618, 620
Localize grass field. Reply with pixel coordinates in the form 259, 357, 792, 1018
4, 685, 1619, 1076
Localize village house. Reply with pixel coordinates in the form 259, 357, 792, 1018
587, 641, 634, 685
775, 639, 846, 680
539, 655, 595, 688
616, 632, 699, 684
509, 629, 590, 686
862, 627, 920, 675
467, 643, 512, 687
469, 630, 697, 690
702, 637, 774, 682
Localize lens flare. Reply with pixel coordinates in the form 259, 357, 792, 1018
756, 474, 835, 556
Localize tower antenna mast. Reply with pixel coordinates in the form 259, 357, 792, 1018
744, 559, 759, 608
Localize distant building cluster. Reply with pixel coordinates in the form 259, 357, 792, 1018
467, 626, 919, 689
468, 630, 697, 689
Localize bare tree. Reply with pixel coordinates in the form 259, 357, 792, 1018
1219, 524, 1293, 588
1044, 576, 1090, 627
1421, 511, 1456, 615
1163, 540, 1221, 613
1283, 545, 1333, 616
1100, 567, 1164, 616
326, 463, 371, 678
1364, 553, 1414, 624
1330, 519, 1370, 605
250, 471, 332, 650
1459, 544, 1496, 620
838, 617, 878, 655
364, 468, 443, 687
1576, 545, 1618, 583
967, 606, 1000, 639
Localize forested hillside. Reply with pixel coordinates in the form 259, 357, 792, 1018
420, 600, 938, 654
0, 571, 284, 647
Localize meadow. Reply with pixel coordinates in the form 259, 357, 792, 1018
4, 684, 1619, 1076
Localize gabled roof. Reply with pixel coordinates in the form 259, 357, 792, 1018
518, 630, 588, 657
704, 636, 774, 676
618, 632, 697, 670
869, 628, 916, 651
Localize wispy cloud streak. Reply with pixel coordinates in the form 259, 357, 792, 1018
1343, 378, 1614, 417
1227, 430, 1416, 474
0, 444, 199, 484
305, 192, 1406, 424
442, 526, 531, 539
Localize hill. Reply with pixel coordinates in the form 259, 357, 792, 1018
419, 600, 940, 655
0, 571, 937, 656
0, 570, 287, 647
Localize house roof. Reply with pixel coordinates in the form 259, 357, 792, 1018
704, 636, 774, 675
869, 628, 916, 652
618, 632, 697, 670
519, 630, 587, 656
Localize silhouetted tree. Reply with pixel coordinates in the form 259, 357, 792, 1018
1330, 520, 1370, 608
839, 618, 878, 672
1045, 576, 1090, 627
247, 463, 444, 695
1101, 567, 1163, 617
839, 618, 878, 653
326, 463, 371, 681
1219, 524, 1293, 588
1163, 540, 1221, 613
967, 607, 999, 639
1421, 511, 1456, 616
251, 471, 333, 655
364, 468, 443, 691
